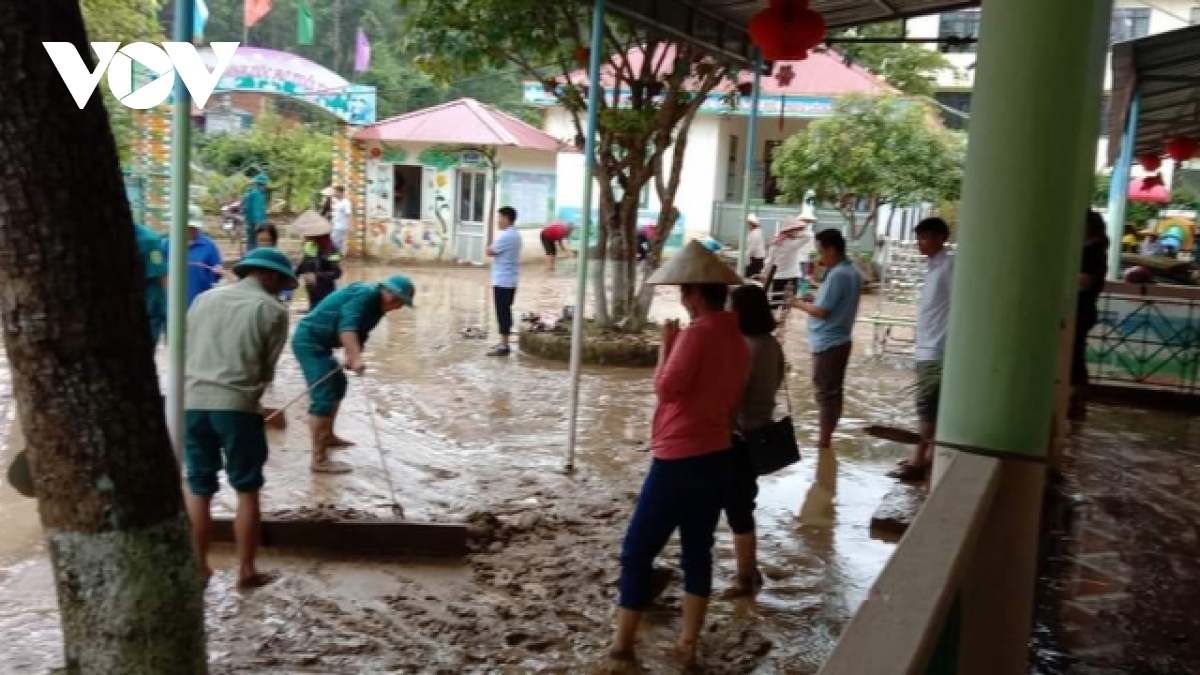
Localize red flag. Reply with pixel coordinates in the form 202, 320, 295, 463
245, 0, 272, 28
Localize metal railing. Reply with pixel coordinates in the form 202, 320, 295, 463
1090, 282, 1200, 396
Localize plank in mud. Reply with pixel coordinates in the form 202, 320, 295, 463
210, 518, 469, 557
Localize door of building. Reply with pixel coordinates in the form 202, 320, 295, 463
455, 169, 488, 265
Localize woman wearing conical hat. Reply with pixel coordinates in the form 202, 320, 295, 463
609, 242, 749, 669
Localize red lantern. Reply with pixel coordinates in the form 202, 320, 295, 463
1165, 135, 1198, 162
736, 82, 754, 97
749, 0, 826, 61
369, 146, 382, 158
775, 64, 796, 87
574, 47, 590, 67
1137, 153, 1161, 172
1141, 174, 1165, 190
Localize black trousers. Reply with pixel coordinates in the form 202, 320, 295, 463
494, 286, 517, 337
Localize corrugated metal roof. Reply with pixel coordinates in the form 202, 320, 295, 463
1109, 24, 1200, 165
354, 98, 565, 151
603, 0, 982, 66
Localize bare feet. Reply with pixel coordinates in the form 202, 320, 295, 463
720, 569, 764, 599
236, 571, 277, 592
329, 435, 356, 448
674, 639, 698, 671
311, 459, 353, 474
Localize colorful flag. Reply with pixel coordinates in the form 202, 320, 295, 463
194, 0, 209, 41
354, 27, 371, 72
245, 0, 272, 28
297, 1, 314, 45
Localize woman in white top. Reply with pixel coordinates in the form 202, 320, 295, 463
763, 215, 814, 307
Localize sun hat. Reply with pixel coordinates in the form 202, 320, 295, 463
320, 186, 336, 197
779, 217, 807, 234
290, 209, 332, 237
254, 173, 270, 185
233, 247, 299, 290
647, 240, 743, 286
188, 204, 205, 229
379, 275, 417, 308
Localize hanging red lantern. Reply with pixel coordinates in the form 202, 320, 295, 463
369, 146, 382, 159
1137, 153, 1162, 172
736, 82, 754, 97
573, 47, 590, 67
1141, 173, 1165, 190
1165, 135, 1198, 162
749, 0, 826, 61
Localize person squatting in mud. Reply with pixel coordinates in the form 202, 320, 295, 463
291, 275, 416, 474
609, 241, 749, 668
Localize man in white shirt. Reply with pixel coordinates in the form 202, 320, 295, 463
330, 185, 352, 251
891, 217, 953, 482
745, 214, 767, 277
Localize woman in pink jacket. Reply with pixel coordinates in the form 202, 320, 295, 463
608, 242, 749, 669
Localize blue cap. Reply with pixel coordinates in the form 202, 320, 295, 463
380, 275, 416, 308
233, 247, 298, 289
255, 173, 270, 185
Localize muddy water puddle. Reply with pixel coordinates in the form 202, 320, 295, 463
0, 265, 913, 672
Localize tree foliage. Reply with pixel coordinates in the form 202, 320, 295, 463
198, 112, 334, 212
772, 95, 965, 240
829, 22, 953, 97
402, 0, 740, 328
184, 0, 536, 122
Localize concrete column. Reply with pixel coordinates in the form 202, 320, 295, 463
737, 53, 762, 275
931, 0, 1114, 671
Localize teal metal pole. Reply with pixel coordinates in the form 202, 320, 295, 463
166, 0, 196, 461
564, 0, 606, 471
1104, 91, 1140, 281
737, 52, 763, 275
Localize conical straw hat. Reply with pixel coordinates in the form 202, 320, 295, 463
290, 209, 332, 237
647, 240, 743, 286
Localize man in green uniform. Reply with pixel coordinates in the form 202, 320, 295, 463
184, 248, 297, 590
135, 223, 168, 345
292, 275, 416, 474
241, 173, 269, 253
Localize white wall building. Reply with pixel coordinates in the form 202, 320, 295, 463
530, 49, 897, 248
909, 0, 1200, 177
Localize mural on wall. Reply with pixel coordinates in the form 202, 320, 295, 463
368, 219, 445, 256
427, 170, 452, 259
365, 158, 394, 221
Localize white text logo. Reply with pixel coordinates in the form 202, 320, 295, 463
42, 42, 239, 110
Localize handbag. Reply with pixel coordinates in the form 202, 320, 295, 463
736, 354, 800, 476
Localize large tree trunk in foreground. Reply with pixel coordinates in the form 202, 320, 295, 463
0, 3, 207, 673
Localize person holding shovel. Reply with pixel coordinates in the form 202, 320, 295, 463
291, 275, 416, 474
183, 248, 297, 590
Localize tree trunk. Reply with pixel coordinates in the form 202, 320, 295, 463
608, 191, 641, 325
0, 4, 207, 673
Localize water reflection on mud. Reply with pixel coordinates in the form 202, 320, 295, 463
0, 265, 916, 672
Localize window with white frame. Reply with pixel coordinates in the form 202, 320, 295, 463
1111, 8, 1151, 43
938, 11, 981, 53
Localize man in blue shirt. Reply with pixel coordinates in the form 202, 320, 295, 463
791, 228, 861, 451
486, 206, 522, 356
164, 206, 224, 308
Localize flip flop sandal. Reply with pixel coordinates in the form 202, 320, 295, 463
311, 460, 353, 474
236, 571, 279, 592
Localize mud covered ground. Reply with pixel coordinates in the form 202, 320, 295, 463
1, 264, 938, 672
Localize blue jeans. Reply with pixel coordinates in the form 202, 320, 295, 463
619, 449, 732, 610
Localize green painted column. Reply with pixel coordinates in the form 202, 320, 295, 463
936, 0, 1116, 462
737, 52, 763, 275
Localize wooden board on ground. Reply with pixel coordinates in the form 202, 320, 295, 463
211, 517, 469, 557
870, 482, 928, 538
